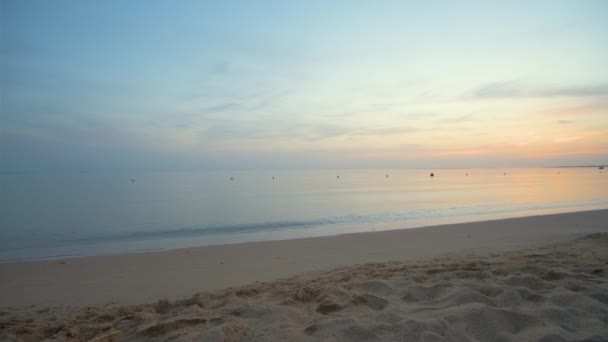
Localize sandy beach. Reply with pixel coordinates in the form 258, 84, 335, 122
1, 209, 607, 341
5, 0, 608, 340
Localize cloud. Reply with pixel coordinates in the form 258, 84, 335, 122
474, 81, 608, 99
553, 136, 581, 143
202, 102, 241, 112
440, 115, 475, 124
201, 119, 419, 143
182, 87, 292, 121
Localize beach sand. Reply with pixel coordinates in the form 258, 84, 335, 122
1, 210, 607, 341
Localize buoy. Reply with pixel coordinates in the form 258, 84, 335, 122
430, 173, 434, 177
230, 177, 233, 181
272, 176, 275, 180
337, 175, 340, 179
131, 179, 135, 182
386, 174, 389, 178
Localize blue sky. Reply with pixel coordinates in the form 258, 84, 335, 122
2, 0, 607, 170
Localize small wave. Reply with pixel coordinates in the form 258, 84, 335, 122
72, 219, 327, 244
65, 199, 608, 246
0, 253, 83, 263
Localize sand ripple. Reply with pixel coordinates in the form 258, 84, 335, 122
2, 233, 608, 341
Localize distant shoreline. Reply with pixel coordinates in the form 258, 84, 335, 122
552, 165, 606, 168
1, 165, 606, 174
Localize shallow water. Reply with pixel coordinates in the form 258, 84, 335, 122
1, 168, 607, 261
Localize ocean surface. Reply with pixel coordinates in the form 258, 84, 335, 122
1, 168, 607, 261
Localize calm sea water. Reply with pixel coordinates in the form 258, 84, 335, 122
1, 168, 607, 261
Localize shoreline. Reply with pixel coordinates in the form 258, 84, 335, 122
1, 209, 607, 311
3, 204, 607, 264
2, 225, 608, 341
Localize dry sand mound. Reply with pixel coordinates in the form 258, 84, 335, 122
2, 233, 608, 341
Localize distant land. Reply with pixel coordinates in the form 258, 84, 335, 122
552, 165, 606, 169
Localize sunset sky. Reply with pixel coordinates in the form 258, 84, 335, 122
2, 0, 607, 170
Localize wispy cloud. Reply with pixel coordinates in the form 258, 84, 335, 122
201, 119, 419, 142
440, 115, 476, 124
474, 81, 608, 99
553, 136, 581, 143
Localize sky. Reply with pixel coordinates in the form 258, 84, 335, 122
1, 0, 607, 170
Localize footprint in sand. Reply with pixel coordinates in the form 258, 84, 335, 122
351, 294, 388, 310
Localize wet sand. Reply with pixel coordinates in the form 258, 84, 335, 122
1, 210, 607, 341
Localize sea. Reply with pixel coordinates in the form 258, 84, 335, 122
1, 168, 607, 262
